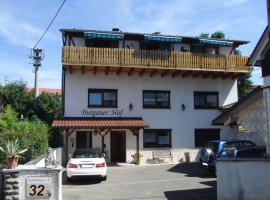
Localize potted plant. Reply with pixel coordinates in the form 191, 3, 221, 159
131, 153, 143, 165
0, 139, 28, 169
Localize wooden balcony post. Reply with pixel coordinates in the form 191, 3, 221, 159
65, 128, 75, 165
130, 128, 140, 165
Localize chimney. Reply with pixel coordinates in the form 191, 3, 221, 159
112, 28, 120, 32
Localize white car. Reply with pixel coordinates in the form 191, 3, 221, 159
66, 149, 107, 181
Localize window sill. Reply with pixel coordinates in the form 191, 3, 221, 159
143, 107, 171, 109
194, 107, 219, 110
143, 146, 172, 149
88, 106, 118, 108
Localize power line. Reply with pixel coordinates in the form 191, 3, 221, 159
33, 0, 66, 48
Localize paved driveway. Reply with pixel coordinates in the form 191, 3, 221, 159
62, 163, 216, 200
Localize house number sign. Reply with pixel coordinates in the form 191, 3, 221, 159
26, 177, 52, 198
81, 109, 124, 117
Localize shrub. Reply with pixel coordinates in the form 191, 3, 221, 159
0, 106, 48, 164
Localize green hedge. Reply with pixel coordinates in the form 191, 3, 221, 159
0, 106, 48, 164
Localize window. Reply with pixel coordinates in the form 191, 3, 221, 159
194, 129, 220, 147
143, 90, 170, 108
76, 131, 92, 149
88, 89, 117, 108
194, 91, 219, 109
143, 129, 171, 148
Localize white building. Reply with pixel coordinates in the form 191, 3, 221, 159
52, 28, 250, 164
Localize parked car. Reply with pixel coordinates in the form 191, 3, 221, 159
200, 140, 265, 169
220, 146, 266, 159
66, 149, 107, 181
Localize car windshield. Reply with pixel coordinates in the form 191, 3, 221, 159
204, 142, 219, 153
72, 149, 102, 158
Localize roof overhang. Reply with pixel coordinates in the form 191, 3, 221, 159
59, 28, 249, 46
52, 117, 148, 129
212, 88, 263, 125
248, 26, 269, 66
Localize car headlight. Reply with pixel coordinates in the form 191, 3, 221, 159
206, 149, 212, 155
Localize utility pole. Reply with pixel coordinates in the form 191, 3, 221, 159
4, 76, 8, 86
32, 48, 44, 98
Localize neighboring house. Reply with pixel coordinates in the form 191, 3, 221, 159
26, 88, 62, 95
212, 87, 269, 147
213, 18, 270, 155
52, 28, 250, 164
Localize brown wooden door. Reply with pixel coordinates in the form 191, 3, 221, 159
110, 131, 126, 162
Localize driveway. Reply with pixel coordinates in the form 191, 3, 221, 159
62, 163, 216, 200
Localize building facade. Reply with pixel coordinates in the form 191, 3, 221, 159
52, 28, 250, 164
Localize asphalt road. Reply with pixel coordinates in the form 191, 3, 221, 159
62, 163, 216, 200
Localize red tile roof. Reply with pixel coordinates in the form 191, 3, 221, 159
26, 88, 62, 95
52, 118, 148, 128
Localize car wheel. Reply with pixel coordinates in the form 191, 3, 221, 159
101, 176, 107, 181
199, 158, 203, 166
67, 176, 72, 182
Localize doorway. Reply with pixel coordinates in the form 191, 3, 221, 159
110, 131, 126, 162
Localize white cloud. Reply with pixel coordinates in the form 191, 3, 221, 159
0, 3, 57, 48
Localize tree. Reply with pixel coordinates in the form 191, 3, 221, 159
200, 33, 209, 38
37, 93, 62, 125
2, 81, 34, 118
211, 31, 225, 39
0, 81, 62, 148
235, 49, 253, 98
36, 93, 62, 148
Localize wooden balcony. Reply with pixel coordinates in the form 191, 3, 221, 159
62, 46, 250, 76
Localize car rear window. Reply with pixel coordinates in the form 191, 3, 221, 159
224, 141, 255, 149
241, 141, 255, 147
204, 142, 219, 153
73, 149, 102, 158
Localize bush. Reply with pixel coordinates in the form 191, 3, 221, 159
0, 106, 48, 164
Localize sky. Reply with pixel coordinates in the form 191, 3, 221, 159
0, 0, 267, 89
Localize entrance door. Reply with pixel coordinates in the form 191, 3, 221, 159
110, 131, 126, 162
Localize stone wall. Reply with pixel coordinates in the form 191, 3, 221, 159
0, 168, 62, 200
1, 170, 19, 200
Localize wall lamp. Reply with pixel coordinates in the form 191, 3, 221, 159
129, 103, 133, 111
181, 104, 186, 111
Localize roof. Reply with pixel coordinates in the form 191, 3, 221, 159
248, 26, 269, 66
59, 28, 249, 46
212, 87, 263, 125
26, 88, 62, 95
52, 117, 148, 129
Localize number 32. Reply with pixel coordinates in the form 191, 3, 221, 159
29, 185, 45, 196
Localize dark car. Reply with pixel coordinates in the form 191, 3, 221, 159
200, 140, 264, 169
220, 145, 266, 159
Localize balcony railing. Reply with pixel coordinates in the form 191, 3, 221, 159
62, 46, 250, 72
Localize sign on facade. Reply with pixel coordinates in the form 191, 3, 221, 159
81, 109, 125, 117
26, 177, 52, 198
